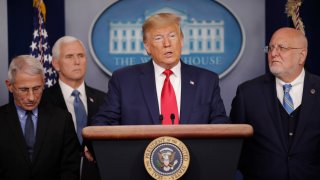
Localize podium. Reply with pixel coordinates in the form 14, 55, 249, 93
83, 124, 253, 180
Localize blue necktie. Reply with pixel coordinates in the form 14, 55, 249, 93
25, 111, 35, 161
72, 90, 87, 144
283, 84, 294, 114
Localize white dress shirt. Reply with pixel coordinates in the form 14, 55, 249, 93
276, 69, 305, 110
59, 79, 87, 131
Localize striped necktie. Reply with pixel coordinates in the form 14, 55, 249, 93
283, 84, 294, 114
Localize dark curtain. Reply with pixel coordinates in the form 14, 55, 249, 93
7, 0, 65, 61
266, 0, 320, 76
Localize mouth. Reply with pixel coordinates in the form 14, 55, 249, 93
164, 51, 173, 58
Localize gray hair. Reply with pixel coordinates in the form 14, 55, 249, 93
52, 36, 86, 59
8, 55, 44, 84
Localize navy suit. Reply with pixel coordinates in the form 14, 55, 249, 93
0, 102, 80, 180
92, 60, 229, 125
42, 83, 106, 180
230, 72, 320, 180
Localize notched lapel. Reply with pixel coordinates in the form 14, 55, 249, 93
32, 106, 49, 163
139, 63, 160, 124
262, 75, 288, 151
7, 104, 31, 164
179, 66, 196, 124
291, 74, 319, 151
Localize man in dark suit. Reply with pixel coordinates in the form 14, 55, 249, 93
42, 36, 105, 180
230, 27, 320, 179
0, 55, 79, 180
92, 13, 229, 125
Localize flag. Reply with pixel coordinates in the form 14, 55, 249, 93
30, 0, 57, 88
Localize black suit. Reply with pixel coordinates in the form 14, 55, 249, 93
0, 102, 80, 180
230, 72, 320, 180
42, 83, 106, 180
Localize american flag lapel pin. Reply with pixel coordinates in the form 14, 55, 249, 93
89, 97, 94, 103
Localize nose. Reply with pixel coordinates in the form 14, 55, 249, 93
270, 47, 279, 57
163, 37, 171, 47
26, 91, 35, 101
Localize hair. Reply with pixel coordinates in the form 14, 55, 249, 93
8, 55, 44, 84
52, 36, 86, 59
142, 13, 183, 42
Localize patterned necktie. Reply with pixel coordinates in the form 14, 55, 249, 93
283, 84, 294, 114
25, 110, 35, 161
72, 90, 87, 144
161, 69, 179, 125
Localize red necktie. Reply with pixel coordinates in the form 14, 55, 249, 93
161, 69, 179, 125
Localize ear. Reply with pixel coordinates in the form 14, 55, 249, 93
144, 41, 151, 55
52, 58, 60, 71
5, 80, 13, 93
298, 48, 307, 65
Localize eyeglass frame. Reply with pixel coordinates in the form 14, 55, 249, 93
12, 85, 44, 96
264, 44, 303, 54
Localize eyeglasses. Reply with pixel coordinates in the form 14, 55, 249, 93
13, 85, 43, 96
264, 45, 303, 54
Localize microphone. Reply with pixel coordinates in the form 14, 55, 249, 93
170, 113, 175, 125
159, 114, 163, 124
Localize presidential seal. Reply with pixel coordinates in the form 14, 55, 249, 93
144, 136, 190, 180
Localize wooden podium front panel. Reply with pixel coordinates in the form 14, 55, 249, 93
93, 138, 242, 180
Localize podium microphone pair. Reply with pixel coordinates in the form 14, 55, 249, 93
159, 114, 175, 124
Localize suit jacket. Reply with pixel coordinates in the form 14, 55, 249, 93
0, 102, 80, 180
42, 83, 106, 126
230, 72, 320, 180
92, 60, 229, 125
42, 82, 106, 180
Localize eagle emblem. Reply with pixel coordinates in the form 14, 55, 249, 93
157, 148, 178, 171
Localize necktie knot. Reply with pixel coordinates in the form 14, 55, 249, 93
163, 69, 173, 78
72, 90, 80, 98
283, 84, 292, 93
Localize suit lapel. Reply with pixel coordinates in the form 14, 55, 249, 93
51, 83, 68, 109
85, 86, 98, 124
139, 61, 160, 124
291, 72, 318, 150
180, 63, 196, 124
262, 74, 288, 151
7, 104, 31, 164
32, 103, 49, 163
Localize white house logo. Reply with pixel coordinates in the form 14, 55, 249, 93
144, 136, 190, 179
89, 0, 245, 78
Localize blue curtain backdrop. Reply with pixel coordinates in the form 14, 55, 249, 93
7, 0, 65, 61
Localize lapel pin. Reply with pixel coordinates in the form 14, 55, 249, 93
310, 89, 316, 95
89, 97, 94, 103
190, 80, 195, 85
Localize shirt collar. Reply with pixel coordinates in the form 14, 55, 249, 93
15, 104, 38, 117
152, 60, 181, 78
276, 68, 305, 87
59, 79, 86, 98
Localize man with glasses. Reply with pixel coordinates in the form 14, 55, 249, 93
230, 27, 320, 179
0, 55, 80, 179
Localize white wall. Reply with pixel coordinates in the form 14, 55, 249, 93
0, 0, 8, 106
0, 0, 265, 113
65, 0, 265, 114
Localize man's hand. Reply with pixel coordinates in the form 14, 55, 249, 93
84, 146, 95, 162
